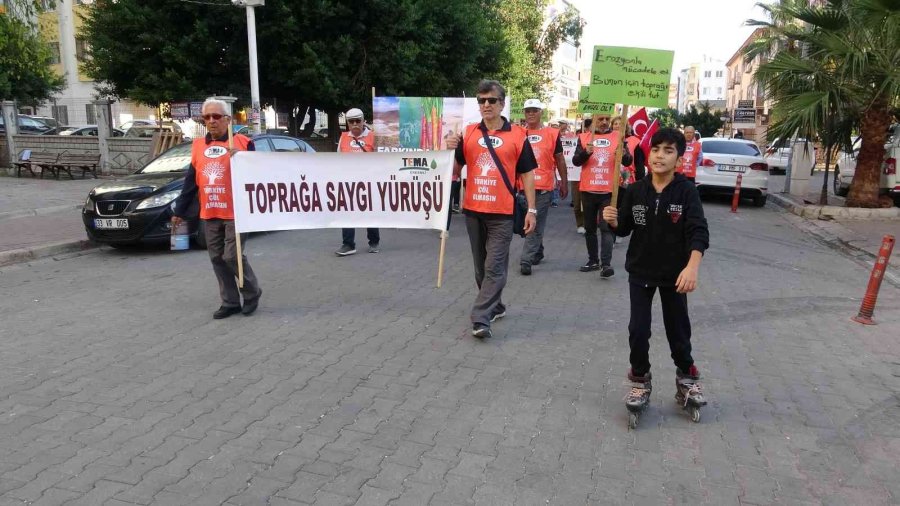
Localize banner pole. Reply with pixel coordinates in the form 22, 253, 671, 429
436, 230, 448, 288
610, 104, 629, 206
229, 123, 245, 289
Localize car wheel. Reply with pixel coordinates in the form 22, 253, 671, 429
753, 194, 768, 207
192, 221, 207, 249
833, 166, 849, 196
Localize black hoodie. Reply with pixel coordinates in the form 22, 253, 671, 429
611, 173, 709, 287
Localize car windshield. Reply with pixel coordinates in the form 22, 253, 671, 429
138, 144, 192, 174
702, 140, 761, 156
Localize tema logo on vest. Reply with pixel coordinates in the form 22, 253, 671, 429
477, 136, 504, 149
398, 157, 438, 174
204, 146, 228, 159
527, 134, 543, 144
592, 138, 611, 148
202, 161, 226, 185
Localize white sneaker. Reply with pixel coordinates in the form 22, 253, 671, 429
577, 226, 586, 234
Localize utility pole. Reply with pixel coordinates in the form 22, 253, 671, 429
232, 0, 264, 135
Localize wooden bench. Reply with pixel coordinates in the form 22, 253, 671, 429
13, 151, 61, 178
56, 152, 101, 179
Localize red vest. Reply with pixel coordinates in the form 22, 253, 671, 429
338, 129, 374, 152
578, 131, 621, 193
520, 126, 559, 191
462, 122, 528, 215
679, 140, 701, 177
623, 135, 641, 184
191, 134, 252, 220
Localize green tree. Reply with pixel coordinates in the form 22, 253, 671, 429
82, 0, 507, 135
679, 102, 724, 138
495, 0, 584, 102
650, 107, 679, 128
0, 12, 64, 103
746, 0, 900, 208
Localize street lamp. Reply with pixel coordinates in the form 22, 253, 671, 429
232, 0, 263, 134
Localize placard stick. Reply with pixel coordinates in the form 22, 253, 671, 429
610, 104, 630, 206
229, 122, 245, 289
436, 229, 448, 288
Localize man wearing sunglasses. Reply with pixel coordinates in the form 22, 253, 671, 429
335, 107, 380, 256
172, 98, 263, 319
446, 80, 538, 339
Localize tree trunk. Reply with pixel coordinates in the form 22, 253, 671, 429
819, 145, 832, 205
327, 110, 341, 151
846, 98, 893, 207
299, 105, 315, 137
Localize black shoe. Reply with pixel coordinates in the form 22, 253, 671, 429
580, 261, 600, 272
490, 307, 506, 323
520, 263, 532, 276
533, 254, 544, 265
472, 324, 492, 339
213, 305, 241, 319
242, 290, 261, 316
600, 265, 615, 279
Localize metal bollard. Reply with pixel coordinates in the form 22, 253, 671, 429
851, 235, 895, 325
731, 173, 743, 213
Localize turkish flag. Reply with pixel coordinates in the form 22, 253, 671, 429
639, 119, 659, 158
628, 108, 650, 139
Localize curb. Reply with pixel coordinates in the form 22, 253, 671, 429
774, 205, 900, 289
0, 204, 82, 221
769, 192, 900, 220
0, 239, 99, 268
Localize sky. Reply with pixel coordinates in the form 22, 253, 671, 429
570, 0, 769, 78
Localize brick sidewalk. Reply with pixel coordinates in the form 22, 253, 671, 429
0, 175, 101, 216
0, 200, 899, 505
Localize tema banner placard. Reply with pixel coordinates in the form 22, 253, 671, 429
231, 151, 455, 233
588, 46, 674, 108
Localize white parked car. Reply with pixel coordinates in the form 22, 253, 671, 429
833, 125, 899, 204
695, 138, 770, 207
764, 138, 816, 175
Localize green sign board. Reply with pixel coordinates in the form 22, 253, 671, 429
588, 46, 674, 108
576, 86, 615, 115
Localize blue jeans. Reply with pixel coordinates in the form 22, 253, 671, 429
342, 228, 379, 249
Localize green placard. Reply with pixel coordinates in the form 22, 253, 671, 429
588, 46, 674, 108
576, 86, 615, 115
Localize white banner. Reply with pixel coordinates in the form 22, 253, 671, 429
562, 134, 579, 182
231, 151, 454, 233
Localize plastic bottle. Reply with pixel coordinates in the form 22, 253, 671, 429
170, 221, 190, 251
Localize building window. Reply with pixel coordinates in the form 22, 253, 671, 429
717, 87, 723, 95
52, 105, 68, 125
703, 87, 709, 95
85, 103, 97, 124
716, 70, 723, 78
75, 38, 90, 61
704, 71, 711, 78
48, 42, 60, 64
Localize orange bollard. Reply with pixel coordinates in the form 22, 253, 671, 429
730, 173, 743, 213
852, 235, 895, 325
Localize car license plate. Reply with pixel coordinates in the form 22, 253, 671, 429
718, 164, 747, 173
94, 218, 129, 230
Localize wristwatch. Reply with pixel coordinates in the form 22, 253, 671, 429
527, 208, 538, 215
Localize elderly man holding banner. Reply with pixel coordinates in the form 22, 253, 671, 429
447, 80, 537, 339
519, 98, 568, 276
335, 107, 381, 256
172, 98, 263, 319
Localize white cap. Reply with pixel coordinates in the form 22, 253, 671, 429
523, 99, 544, 110
346, 108, 364, 120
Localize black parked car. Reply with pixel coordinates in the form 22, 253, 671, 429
82, 135, 315, 248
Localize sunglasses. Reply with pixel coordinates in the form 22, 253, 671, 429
347, 118, 363, 124
476, 97, 500, 105
202, 113, 226, 121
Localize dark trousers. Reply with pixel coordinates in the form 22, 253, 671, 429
628, 282, 694, 376
342, 228, 379, 249
204, 219, 261, 308
465, 213, 512, 326
581, 192, 614, 266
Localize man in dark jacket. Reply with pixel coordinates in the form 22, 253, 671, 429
602, 127, 710, 417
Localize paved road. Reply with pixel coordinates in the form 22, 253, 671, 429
1, 198, 899, 505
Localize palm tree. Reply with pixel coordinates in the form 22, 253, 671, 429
745, 0, 900, 208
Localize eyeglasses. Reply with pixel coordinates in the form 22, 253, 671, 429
202, 113, 226, 121
347, 118, 363, 124
476, 97, 500, 105
524, 108, 541, 113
